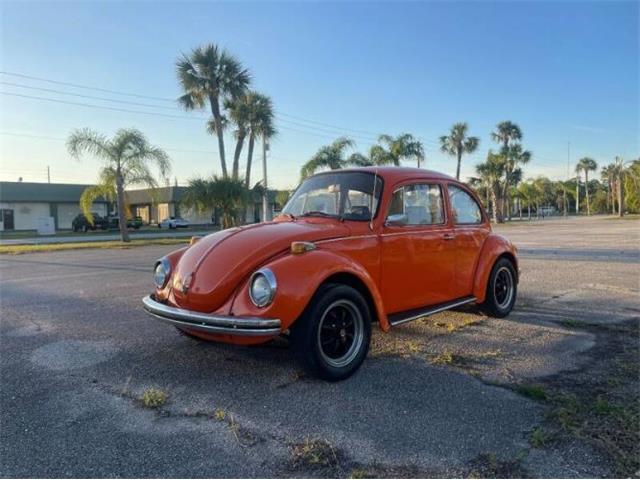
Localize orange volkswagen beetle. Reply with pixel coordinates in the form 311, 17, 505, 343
143, 167, 518, 380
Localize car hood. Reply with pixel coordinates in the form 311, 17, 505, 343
170, 219, 350, 312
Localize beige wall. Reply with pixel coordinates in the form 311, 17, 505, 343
0, 202, 50, 231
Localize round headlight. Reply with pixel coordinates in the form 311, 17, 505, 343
249, 268, 277, 307
153, 258, 171, 289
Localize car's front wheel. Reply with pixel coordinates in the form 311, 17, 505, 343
480, 257, 517, 318
291, 284, 371, 381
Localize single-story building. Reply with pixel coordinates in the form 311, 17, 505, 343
0, 181, 286, 231
126, 186, 283, 226
0, 181, 109, 231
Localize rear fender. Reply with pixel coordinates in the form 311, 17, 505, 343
472, 234, 518, 303
230, 250, 390, 332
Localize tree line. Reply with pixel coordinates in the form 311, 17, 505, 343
67, 42, 639, 242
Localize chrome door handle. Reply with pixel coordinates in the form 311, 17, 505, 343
443, 233, 455, 240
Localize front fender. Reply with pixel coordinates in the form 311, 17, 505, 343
472, 234, 518, 303
230, 250, 390, 332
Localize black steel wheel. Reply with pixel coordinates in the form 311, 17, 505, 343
291, 284, 371, 381
480, 257, 517, 318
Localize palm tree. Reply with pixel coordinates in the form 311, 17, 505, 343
517, 181, 536, 220
300, 137, 365, 179
575, 157, 598, 215
601, 164, 616, 214
372, 133, 425, 167
68, 128, 170, 242
502, 144, 531, 220
181, 176, 248, 229
244, 93, 276, 188
475, 151, 506, 223
491, 121, 523, 149
439, 123, 480, 180
176, 43, 251, 178
491, 121, 524, 221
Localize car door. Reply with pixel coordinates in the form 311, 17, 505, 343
380, 182, 456, 314
446, 184, 491, 298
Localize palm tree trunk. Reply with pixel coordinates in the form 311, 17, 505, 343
115, 169, 129, 242
245, 133, 255, 188
232, 132, 245, 181
618, 173, 624, 217
527, 203, 531, 220
576, 177, 580, 214
209, 95, 227, 178
456, 151, 462, 180
491, 187, 501, 223
585, 171, 590, 215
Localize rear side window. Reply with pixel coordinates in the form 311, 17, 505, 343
448, 185, 482, 224
387, 184, 444, 225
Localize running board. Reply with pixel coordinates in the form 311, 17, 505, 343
388, 296, 477, 327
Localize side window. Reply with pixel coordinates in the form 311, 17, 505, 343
386, 184, 444, 225
448, 185, 482, 224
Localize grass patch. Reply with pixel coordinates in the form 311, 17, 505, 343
290, 438, 339, 470
430, 350, 457, 365
559, 319, 582, 329
529, 427, 549, 448
516, 384, 548, 401
214, 408, 226, 421
468, 452, 528, 478
139, 388, 167, 408
0, 238, 189, 254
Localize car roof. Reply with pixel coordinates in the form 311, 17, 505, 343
314, 166, 458, 184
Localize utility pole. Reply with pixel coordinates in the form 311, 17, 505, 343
262, 138, 269, 222
47, 165, 50, 183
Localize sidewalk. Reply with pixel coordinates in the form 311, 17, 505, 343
0, 229, 213, 246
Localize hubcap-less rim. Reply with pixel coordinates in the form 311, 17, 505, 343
317, 299, 364, 368
494, 266, 514, 309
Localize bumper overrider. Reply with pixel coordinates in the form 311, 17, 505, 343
142, 295, 281, 336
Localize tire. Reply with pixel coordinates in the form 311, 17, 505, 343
480, 257, 517, 318
291, 284, 372, 381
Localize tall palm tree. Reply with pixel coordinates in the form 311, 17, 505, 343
491, 121, 524, 220
601, 164, 616, 214
300, 137, 364, 179
439, 123, 480, 180
576, 157, 598, 215
176, 43, 251, 178
501, 143, 531, 220
181, 176, 248, 229
517, 181, 536, 220
224, 95, 251, 181
372, 133, 425, 167
475, 151, 506, 223
243, 93, 276, 188
68, 128, 170, 242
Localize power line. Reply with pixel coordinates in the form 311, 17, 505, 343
0, 71, 175, 102
0, 81, 184, 111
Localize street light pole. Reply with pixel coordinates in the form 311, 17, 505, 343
262, 138, 269, 222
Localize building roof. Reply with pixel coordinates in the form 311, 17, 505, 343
125, 186, 187, 205
0, 182, 107, 203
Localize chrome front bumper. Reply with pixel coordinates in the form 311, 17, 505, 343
142, 295, 281, 336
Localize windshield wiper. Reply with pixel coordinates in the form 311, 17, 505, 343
300, 210, 336, 218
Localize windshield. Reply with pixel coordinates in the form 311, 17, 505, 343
283, 171, 383, 221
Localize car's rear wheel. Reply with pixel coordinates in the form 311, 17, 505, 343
291, 284, 371, 381
480, 257, 517, 318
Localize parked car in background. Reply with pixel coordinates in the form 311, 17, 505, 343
71, 213, 109, 232
107, 216, 143, 230
143, 167, 519, 381
127, 216, 143, 229
158, 217, 189, 229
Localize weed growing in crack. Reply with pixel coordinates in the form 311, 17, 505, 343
139, 388, 167, 408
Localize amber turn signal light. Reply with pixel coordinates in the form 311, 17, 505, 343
190, 236, 202, 246
290, 241, 316, 254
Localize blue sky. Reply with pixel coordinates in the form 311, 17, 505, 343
1, 1, 638, 189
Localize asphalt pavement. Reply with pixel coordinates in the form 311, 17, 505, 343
0, 215, 638, 477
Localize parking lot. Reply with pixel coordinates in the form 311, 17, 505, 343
1, 216, 638, 477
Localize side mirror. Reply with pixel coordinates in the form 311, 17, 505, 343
385, 213, 408, 226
